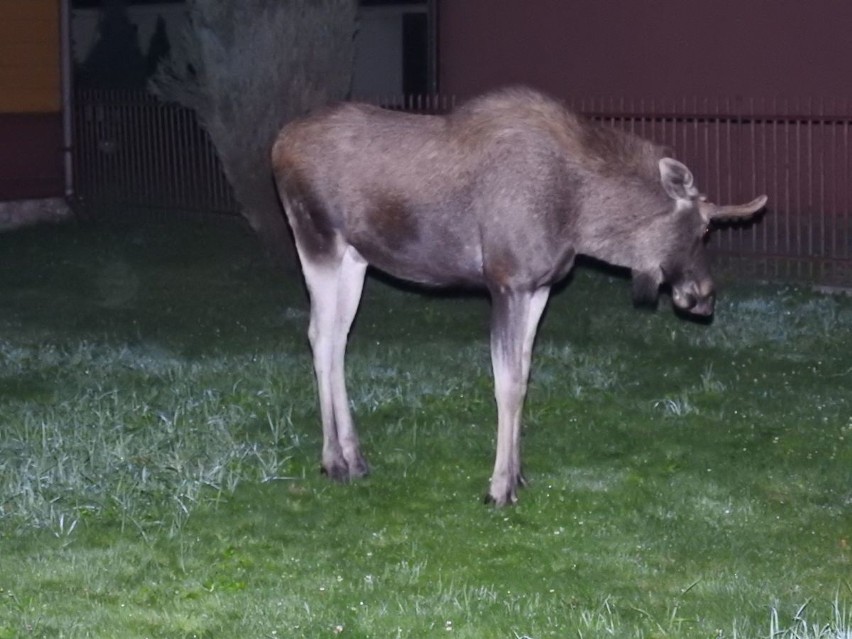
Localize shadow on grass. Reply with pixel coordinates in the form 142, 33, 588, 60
0, 217, 298, 357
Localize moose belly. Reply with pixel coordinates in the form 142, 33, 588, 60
348, 226, 484, 287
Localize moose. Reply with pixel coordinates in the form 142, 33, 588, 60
271, 86, 766, 506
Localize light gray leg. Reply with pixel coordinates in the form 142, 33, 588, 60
300, 244, 368, 481
329, 246, 369, 476
487, 286, 550, 506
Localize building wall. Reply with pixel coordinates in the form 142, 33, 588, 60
0, 0, 64, 200
438, 0, 852, 105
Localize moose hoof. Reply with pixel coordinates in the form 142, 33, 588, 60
483, 488, 519, 507
321, 461, 350, 483
347, 454, 370, 479
321, 456, 370, 482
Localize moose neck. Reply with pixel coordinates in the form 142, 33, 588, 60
571, 174, 670, 271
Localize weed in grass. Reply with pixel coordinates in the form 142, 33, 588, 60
535, 341, 620, 398
699, 364, 727, 394
763, 597, 852, 639
653, 393, 697, 417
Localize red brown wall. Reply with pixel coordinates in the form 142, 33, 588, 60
439, 1, 852, 104
0, 0, 64, 200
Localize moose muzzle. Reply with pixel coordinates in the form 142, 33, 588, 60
671, 279, 715, 316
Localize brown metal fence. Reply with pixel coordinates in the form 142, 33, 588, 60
72, 89, 852, 285
569, 96, 852, 285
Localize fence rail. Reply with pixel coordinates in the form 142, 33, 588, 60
72, 89, 852, 285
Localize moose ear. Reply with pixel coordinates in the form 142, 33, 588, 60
659, 158, 695, 201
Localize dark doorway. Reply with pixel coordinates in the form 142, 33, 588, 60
402, 12, 428, 95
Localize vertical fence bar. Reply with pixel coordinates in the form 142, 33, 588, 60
845, 101, 850, 266
783, 98, 791, 260
819, 102, 826, 279
118, 94, 131, 207
748, 97, 758, 253
106, 93, 119, 205
835, 103, 840, 270
95, 92, 108, 204
166, 102, 180, 209
174, 106, 186, 209
725, 96, 733, 206
140, 94, 151, 203
772, 97, 779, 260
795, 99, 803, 266
715, 98, 727, 251
179, 105, 192, 209
806, 98, 814, 262
136, 94, 146, 203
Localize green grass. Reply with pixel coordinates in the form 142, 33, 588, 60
0, 218, 849, 638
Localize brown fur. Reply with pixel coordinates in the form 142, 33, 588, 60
271, 87, 688, 290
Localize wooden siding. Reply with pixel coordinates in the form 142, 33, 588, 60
0, 0, 61, 113
438, 0, 852, 104
0, 113, 64, 199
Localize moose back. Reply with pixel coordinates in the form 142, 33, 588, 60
271, 86, 766, 506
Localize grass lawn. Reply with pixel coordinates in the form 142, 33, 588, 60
0, 217, 849, 638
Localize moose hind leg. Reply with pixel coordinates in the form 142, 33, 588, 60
301, 245, 368, 481
487, 287, 550, 506
329, 247, 369, 478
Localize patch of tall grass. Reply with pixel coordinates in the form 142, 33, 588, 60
0, 339, 307, 537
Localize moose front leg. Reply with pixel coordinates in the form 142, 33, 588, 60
487, 287, 551, 506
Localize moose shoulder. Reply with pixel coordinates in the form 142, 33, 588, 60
271, 86, 766, 506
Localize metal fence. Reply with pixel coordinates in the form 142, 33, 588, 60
72, 89, 852, 285
73, 89, 237, 217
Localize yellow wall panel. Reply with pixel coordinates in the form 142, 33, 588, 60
0, 0, 61, 114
